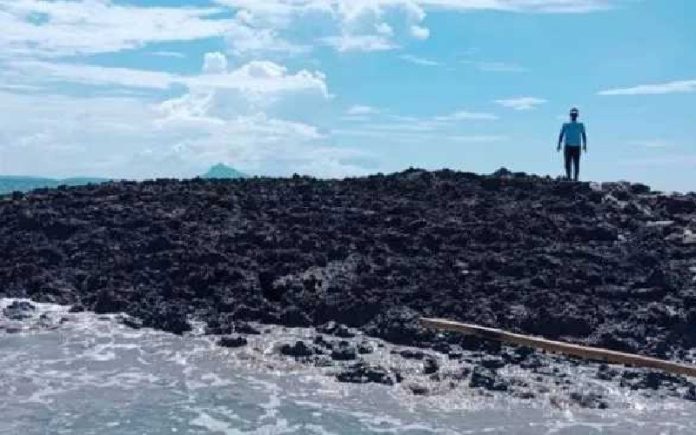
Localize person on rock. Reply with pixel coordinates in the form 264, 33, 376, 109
557, 107, 587, 181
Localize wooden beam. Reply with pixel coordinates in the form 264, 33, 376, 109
420, 317, 696, 378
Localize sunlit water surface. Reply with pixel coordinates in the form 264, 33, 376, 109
0, 299, 694, 435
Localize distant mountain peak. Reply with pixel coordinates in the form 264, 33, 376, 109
202, 163, 246, 179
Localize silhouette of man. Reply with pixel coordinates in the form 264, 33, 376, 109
557, 107, 587, 181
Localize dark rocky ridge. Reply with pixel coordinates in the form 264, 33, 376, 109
1, 169, 695, 362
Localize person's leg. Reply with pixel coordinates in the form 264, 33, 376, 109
572, 148, 580, 181
564, 147, 572, 180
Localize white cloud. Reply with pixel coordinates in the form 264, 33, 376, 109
495, 97, 547, 110
410, 25, 430, 40
6, 56, 329, 100
0, 0, 630, 60
399, 54, 440, 66
343, 105, 382, 122
212, 0, 624, 55
0, 52, 363, 179
336, 108, 498, 142
0, 0, 234, 58
347, 105, 381, 116
417, 0, 618, 13
225, 11, 311, 56
598, 79, 696, 96
203, 52, 228, 74
8, 60, 178, 89
0, 88, 365, 179
434, 110, 499, 121
218, 1, 421, 55
323, 34, 397, 52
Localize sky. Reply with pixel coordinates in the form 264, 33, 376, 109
0, 0, 694, 191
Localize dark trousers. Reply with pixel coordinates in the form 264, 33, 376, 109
564, 146, 581, 181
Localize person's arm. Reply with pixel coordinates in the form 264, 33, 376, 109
582, 124, 587, 152
557, 125, 565, 151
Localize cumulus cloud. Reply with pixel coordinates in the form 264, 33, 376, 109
410, 25, 430, 40
0, 52, 364, 179
213, 0, 624, 55
0, 0, 233, 58
495, 97, 547, 110
203, 52, 229, 74
0, 0, 628, 60
598, 79, 696, 96
216, 0, 431, 53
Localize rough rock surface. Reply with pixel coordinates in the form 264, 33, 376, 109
1, 169, 696, 362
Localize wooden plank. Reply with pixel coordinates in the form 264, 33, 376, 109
420, 317, 696, 378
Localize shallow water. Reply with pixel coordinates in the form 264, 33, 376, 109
0, 299, 694, 435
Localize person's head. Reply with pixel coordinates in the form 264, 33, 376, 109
569, 107, 579, 121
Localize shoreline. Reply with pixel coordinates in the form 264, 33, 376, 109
2, 297, 695, 410
1, 168, 696, 406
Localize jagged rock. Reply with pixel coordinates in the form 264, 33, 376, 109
423, 356, 439, 374
217, 335, 248, 348
481, 356, 506, 370
336, 362, 402, 385
280, 341, 316, 358
620, 370, 686, 391
596, 364, 619, 381
318, 321, 356, 338
469, 366, 508, 392
235, 322, 262, 335
569, 392, 609, 409
407, 383, 430, 395
331, 341, 358, 361
0, 169, 695, 369
357, 341, 374, 354
3, 301, 35, 320
399, 349, 425, 360
117, 314, 143, 329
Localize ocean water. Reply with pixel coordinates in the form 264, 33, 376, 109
0, 299, 694, 435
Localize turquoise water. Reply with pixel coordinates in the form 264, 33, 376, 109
0, 299, 694, 434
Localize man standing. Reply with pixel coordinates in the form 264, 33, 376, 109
557, 107, 587, 181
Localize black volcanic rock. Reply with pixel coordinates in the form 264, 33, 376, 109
218, 335, 248, 348
469, 366, 508, 392
336, 362, 402, 385
3, 300, 35, 320
0, 169, 695, 364
330, 341, 357, 361
280, 340, 316, 357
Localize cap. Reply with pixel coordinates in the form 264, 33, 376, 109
570, 107, 579, 115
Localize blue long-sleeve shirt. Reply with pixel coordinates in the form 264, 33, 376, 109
559, 121, 587, 147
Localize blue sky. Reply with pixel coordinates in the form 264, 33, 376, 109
0, 0, 694, 191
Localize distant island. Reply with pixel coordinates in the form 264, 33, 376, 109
202, 163, 247, 179
0, 164, 247, 195
0, 176, 110, 195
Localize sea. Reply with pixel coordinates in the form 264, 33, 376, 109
1, 298, 694, 435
